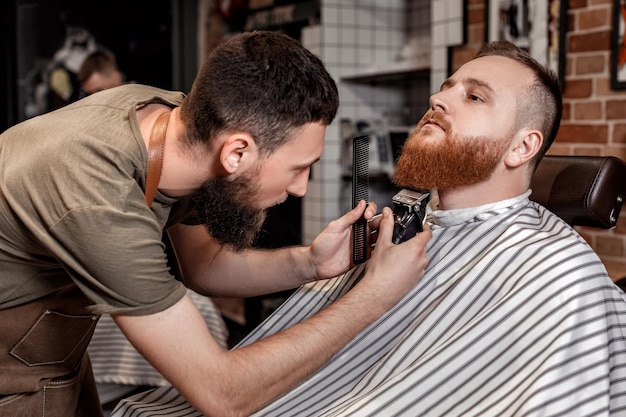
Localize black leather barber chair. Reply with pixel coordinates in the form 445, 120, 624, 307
529, 155, 626, 229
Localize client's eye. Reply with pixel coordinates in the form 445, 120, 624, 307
468, 93, 484, 102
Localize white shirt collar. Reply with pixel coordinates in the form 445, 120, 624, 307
428, 190, 532, 227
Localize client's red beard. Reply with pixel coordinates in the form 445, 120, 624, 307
393, 111, 510, 190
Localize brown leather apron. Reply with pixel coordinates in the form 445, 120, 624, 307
0, 109, 170, 416
0, 285, 103, 417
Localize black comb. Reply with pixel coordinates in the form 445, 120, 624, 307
352, 135, 369, 264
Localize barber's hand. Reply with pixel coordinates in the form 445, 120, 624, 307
309, 200, 378, 280
358, 206, 432, 308
366, 212, 383, 251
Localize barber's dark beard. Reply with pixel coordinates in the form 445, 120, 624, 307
192, 175, 267, 252
393, 112, 509, 190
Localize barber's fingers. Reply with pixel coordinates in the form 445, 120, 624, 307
375, 207, 395, 246
363, 202, 378, 221
367, 213, 382, 251
368, 213, 382, 230
398, 221, 432, 247
335, 200, 379, 232
332, 200, 368, 229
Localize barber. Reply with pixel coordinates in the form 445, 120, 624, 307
0, 30, 431, 416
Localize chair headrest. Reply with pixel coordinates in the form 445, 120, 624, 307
530, 155, 626, 229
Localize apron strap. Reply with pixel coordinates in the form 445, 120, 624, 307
145, 111, 169, 208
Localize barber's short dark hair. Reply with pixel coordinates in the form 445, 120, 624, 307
180, 30, 339, 157
475, 41, 562, 167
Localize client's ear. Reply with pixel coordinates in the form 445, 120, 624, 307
219, 132, 257, 174
505, 129, 543, 168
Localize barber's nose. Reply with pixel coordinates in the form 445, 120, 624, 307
287, 169, 309, 197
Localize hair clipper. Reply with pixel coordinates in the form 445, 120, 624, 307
391, 189, 430, 244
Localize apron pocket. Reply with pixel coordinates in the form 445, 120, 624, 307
10, 310, 99, 367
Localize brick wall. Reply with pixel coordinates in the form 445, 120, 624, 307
452, 0, 626, 281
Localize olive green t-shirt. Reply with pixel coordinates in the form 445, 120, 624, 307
0, 84, 190, 315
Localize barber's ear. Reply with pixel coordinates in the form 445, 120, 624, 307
220, 132, 257, 174
505, 129, 543, 168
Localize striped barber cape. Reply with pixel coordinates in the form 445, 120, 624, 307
112, 196, 626, 417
